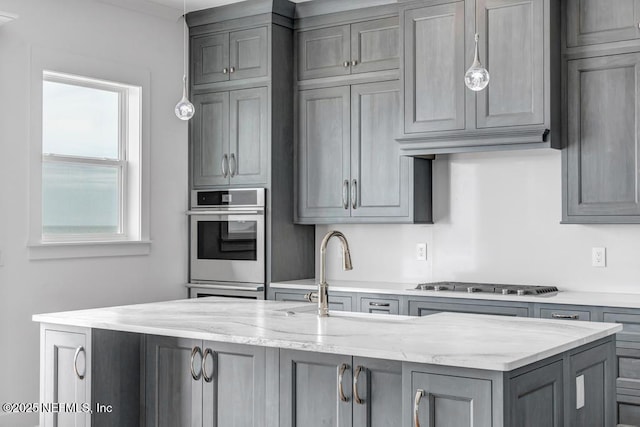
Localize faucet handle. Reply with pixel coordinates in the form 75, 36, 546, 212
304, 292, 318, 303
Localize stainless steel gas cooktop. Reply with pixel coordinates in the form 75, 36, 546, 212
412, 282, 558, 297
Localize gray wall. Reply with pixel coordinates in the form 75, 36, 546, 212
318, 149, 640, 293
0, 1, 187, 426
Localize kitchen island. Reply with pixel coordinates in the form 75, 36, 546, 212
34, 297, 622, 427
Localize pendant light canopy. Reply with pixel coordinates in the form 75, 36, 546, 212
464, 33, 490, 92
175, 0, 195, 121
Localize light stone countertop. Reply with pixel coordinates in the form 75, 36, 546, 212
270, 279, 640, 308
33, 297, 621, 371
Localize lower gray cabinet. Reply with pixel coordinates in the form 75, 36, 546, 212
509, 361, 564, 426
145, 335, 266, 427
358, 295, 400, 315
272, 289, 354, 311
279, 350, 402, 427
408, 298, 529, 317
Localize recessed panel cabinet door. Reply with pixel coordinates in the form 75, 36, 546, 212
297, 86, 351, 219
42, 329, 90, 427
404, 2, 465, 133
145, 336, 202, 427
297, 25, 351, 80
566, 54, 640, 218
476, 0, 544, 128
352, 358, 402, 427
411, 371, 492, 427
192, 33, 230, 85
509, 360, 563, 426
351, 81, 409, 218
229, 87, 268, 185
229, 27, 268, 81
566, 0, 640, 47
192, 92, 230, 187
202, 342, 266, 427
350, 17, 400, 74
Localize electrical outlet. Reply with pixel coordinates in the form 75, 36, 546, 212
416, 243, 427, 261
592, 247, 606, 267
576, 375, 585, 409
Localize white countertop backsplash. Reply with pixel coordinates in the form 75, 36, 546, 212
33, 297, 620, 371
271, 279, 640, 309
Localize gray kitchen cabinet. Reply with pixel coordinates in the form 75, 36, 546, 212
297, 18, 399, 81
191, 26, 268, 86
145, 335, 266, 427
564, 53, 640, 223
566, 0, 640, 48
41, 326, 91, 427
192, 87, 268, 188
297, 81, 431, 224
508, 360, 564, 426
409, 370, 492, 427
358, 295, 400, 315
408, 298, 529, 317
537, 304, 594, 321
272, 289, 354, 311
280, 350, 401, 427
403, 2, 465, 134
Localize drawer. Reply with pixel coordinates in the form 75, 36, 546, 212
408, 300, 529, 317
604, 312, 640, 343
540, 307, 591, 321
360, 297, 400, 315
618, 347, 640, 390
618, 393, 640, 427
272, 291, 353, 312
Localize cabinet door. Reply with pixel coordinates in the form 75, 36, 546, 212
350, 17, 399, 74
403, 2, 465, 133
202, 342, 266, 427
351, 81, 410, 218
297, 25, 351, 80
145, 336, 202, 427
192, 92, 230, 187
509, 361, 563, 427
411, 371, 492, 427
192, 33, 230, 85
42, 328, 90, 427
272, 290, 353, 312
476, 0, 544, 128
297, 87, 351, 219
229, 27, 268, 81
566, 0, 640, 47
280, 350, 353, 427
566, 54, 640, 218
229, 87, 268, 185
352, 358, 402, 427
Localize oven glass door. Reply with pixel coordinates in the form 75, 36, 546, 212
190, 213, 265, 284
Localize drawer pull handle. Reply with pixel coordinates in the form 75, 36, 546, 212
202, 348, 214, 383
551, 313, 579, 320
190, 346, 203, 381
370, 302, 390, 307
338, 363, 349, 402
73, 346, 85, 380
414, 389, 425, 427
353, 365, 364, 404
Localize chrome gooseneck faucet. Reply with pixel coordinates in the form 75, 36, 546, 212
306, 230, 353, 317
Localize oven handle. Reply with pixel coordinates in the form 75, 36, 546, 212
187, 210, 263, 215
188, 283, 264, 291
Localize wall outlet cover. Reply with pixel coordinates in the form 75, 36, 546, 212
416, 243, 427, 261
592, 247, 606, 268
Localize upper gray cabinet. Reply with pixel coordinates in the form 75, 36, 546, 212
397, 0, 560, 155
192, 26, 268, 86
296, 17, 399, 80
566, 0, 640, 47
296, 81, 431, 224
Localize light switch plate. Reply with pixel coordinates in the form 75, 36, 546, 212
576, 374, 585, 409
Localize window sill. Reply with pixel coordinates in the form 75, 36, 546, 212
28, 240, 152, 260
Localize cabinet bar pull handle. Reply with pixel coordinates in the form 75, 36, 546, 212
190, 346, 203, 381
343, 180, 349, 209
229, 66, 236, 73
202, 348, 214, 383
222, 68, 229, 74
343, 61, 350, 68
222, 154, 229, 178
370, 302, 390, 307
414, 389, 425, 427
551, 313, 579, 320
351, 60, 358, 66
338, 363, 349, 402
73, 346, 85, 380
351, 179, 358, 210
229, 153, 237, 177
353, 365, 364, 404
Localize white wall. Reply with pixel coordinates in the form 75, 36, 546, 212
318, 149, 640, 294
0, 1, 187, 425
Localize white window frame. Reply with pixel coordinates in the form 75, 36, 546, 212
29, 48, 151, 259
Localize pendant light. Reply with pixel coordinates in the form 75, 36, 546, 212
175, 0, 195, 120
464, 33, 490, 92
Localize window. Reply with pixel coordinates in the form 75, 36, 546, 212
40, 71, 142, 244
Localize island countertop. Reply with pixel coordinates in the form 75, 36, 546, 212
33, 297, 621, 371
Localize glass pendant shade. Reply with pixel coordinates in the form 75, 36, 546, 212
464, 33, 490, 92
175, 75, 195, 120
